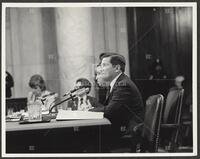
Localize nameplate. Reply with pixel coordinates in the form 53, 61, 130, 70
56, 110, 104, 121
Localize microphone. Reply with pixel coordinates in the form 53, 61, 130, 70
49, 88, 90, 114
63, 86, 85, 97
37, 92, 57, 105
75, 87, 90, 96
42, 92, 56, 98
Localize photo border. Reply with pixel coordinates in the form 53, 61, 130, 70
1, 1, 198, 158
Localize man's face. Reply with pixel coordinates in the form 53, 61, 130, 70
100, 57, 118, 82
75, 81, 82, 89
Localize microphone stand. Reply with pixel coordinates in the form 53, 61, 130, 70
49, 94, 76, 114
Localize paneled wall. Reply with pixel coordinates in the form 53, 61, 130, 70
127, 7, 192, 100
127, 7, 192, 80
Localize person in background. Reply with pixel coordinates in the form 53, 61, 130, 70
149, 58, 168, 80
28, 74, 58, 112
95, 64, 109, 104
67, 78, 102, 111
174, 75, 185, 89
6, 71, 14, 98
95, 64, 106, 87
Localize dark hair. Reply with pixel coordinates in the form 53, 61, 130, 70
76, 78, 92, 94
101, 53, 126, 72
29, 74, 46, 91
99, 52, 119, 60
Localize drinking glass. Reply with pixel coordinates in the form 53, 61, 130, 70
27, 101, 42, 121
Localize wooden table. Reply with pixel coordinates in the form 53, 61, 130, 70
6, 118, 112, 153
6, 118, 111, 132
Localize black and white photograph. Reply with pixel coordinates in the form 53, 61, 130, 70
1, 2, 198, 157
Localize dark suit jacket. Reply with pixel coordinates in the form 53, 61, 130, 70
6, 71, 14, 98
68, 95, 103, 110
90, 73, 144, 131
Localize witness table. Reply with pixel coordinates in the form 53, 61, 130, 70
6, 118, 112, 153
6, 118, 111, 132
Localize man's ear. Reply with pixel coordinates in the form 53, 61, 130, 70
115, 64, 121, 72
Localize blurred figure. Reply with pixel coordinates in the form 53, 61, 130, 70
149, 58, 167, 80
6, 71, 14, 98
95, 64, 109, 104
174, 75, 185, 89
67, 78, 102, 111
95, 64, 109, 87
169, 75, 185, 92
28, 74, 58, 112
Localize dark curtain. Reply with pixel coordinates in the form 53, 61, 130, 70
127, 7, 192, 101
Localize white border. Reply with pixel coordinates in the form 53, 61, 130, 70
2, 2, 197, 158
1, 2, 197, 7
2, 3, 6, 158
192, 2, 198, 157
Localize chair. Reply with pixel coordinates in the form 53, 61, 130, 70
109, 94, 164, 153
160, 88, 184, 152
6, 98, 27, 115
137, 94, 164, 152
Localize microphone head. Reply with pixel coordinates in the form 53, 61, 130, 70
75, 87, 90, 96
63, 86, 87, 97
42, 92, 56, 98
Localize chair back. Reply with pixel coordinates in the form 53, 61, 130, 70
6, 98, 27, 115
142, 94, 164, 152
163, 88, 184, 124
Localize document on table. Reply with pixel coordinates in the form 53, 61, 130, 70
56, 110, 104, 120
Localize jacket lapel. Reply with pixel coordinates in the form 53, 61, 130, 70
104, 73, 124, 105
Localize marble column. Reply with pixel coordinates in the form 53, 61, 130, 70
55, 8, 95, 96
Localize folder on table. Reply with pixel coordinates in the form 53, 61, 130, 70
56, 110, 104, 121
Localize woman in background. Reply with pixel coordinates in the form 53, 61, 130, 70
28, 74, 57, 112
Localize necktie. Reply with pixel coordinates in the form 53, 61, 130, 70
106, 86, 111, 100
80, 98, 83, 105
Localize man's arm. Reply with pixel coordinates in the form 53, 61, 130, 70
89, 84, 133, 117
89, 97, 105, 112
103, 85, 133, 119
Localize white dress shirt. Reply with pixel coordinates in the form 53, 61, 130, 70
109, 72, 122, 93
77, 95, 92, 111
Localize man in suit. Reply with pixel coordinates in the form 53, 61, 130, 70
68, 78, 102, 111
90, 53, 144, 151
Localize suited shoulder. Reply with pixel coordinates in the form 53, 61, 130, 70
117, 74, 135, 87
117, 74, 142, 95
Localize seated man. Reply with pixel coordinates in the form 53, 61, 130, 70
67, 78, 102, 111
90, 53, 144, 150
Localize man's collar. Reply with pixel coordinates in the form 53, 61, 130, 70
110, 72, 122, 92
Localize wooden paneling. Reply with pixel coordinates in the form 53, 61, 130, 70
127, 7, 192, 80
